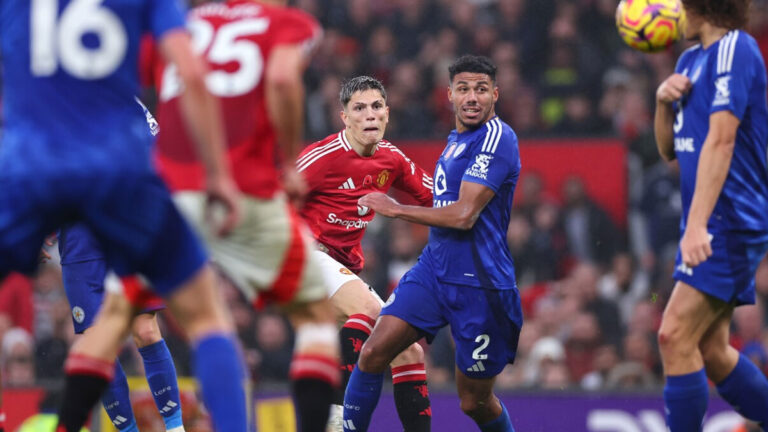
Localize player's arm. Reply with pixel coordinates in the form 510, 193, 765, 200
393, 159, 434, 207
159, 30, 240, 235
654, 73, 691, 161
266, 44, 309, 204
359, 181, 494, 230
680, 111, 739, 266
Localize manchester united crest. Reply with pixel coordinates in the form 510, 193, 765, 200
376, 169, 390, 187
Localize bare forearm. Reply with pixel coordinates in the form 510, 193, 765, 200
392, 203, 478, 230
266, 78, 304, 161
179, 81, 229, 178
687, 139, 734, 227
654, 101, 676, 161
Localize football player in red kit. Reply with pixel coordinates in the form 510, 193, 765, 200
297, 76, 433, 432
151, 1, 340, 431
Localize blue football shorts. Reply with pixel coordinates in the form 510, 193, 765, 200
673, 231, 768, 305
381, 258, 522, 378
59, 224, 165, 333
0, 171, 206, 296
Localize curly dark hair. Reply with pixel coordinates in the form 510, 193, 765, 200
448, 55, 497, 84
682, 0, 751, 30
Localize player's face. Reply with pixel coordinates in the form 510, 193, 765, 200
448, 72, 499, 133
682, 7, 702, 40
341, 89, 389, 147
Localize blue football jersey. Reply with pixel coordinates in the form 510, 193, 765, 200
421, 116, 521, 289
0, 0, 184, 177
673, 30, 768, 235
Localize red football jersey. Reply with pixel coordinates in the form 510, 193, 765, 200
298, 131, 433, 273
152, 0, 322, 198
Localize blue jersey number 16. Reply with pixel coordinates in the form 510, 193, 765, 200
30, 0, 127, 79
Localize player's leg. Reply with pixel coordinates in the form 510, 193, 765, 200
57, 226, 141, 432
329, 275, 431, 429
163, 266, 248, 432
344, 264, 443, 432
657, 281, 726, 432
131, 311, 185, 432
455, 372, 512, 431
448, 286, 519, 431
90, 178, 248, 432
179, 191, 341, 432
344, 314, 423, 432
390, 342, 431, 432
701, 308, 768, 427
282, 298, 341, 432
57, 290, 134, 432
326, 277, 382, 431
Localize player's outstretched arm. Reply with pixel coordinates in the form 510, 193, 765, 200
654, 73, 690, 161
159, 30, 241, 235
359, 181, 494, 230
680, 110, 739, 267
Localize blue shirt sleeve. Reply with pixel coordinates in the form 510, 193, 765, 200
145, 0, 186, 40
462, 125, 520, 193
710, 32, 754, 120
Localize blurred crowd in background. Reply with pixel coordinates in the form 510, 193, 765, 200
2, 0, 768, 394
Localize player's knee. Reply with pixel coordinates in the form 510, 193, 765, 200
358, 298, 382, 319
459, 394, 492, 420
657, 323, 689, 358
392, 342, 424, 366
358, 341, 390, 373
131, 316, 162, 348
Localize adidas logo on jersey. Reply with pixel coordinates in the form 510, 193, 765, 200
467, 360, 486, 373
338, 178, 356, 190
343, 419, 357, 430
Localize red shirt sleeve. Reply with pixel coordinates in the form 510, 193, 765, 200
391, 146, 433, 207
274, 8, 323, 55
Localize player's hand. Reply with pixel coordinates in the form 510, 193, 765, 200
358, 192, 400, 217
39, 233, 57, 263
680, 225, 712, 267
205, 174, 242, 237
282, 164, 308, 208
657, 73, 691, 104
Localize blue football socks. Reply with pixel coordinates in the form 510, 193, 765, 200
101, 361, 138, 432
479, 402, 515, 432
716, 353, 768, 428
192, 334, 248, 432
139, 339, 184, 431
343, 368, 384, 432
664, 369, 708, 432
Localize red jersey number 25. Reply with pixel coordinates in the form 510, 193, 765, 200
159, 18, 269, 101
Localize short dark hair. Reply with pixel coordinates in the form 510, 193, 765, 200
339, 76, 387, 108
681, 0, 750, 30
448, 55, 497, 83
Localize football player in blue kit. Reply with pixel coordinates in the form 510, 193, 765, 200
654, 0, 768, 430
52, 102, 186, 432
344, 55, 520, 432
0, 1, 248, 431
